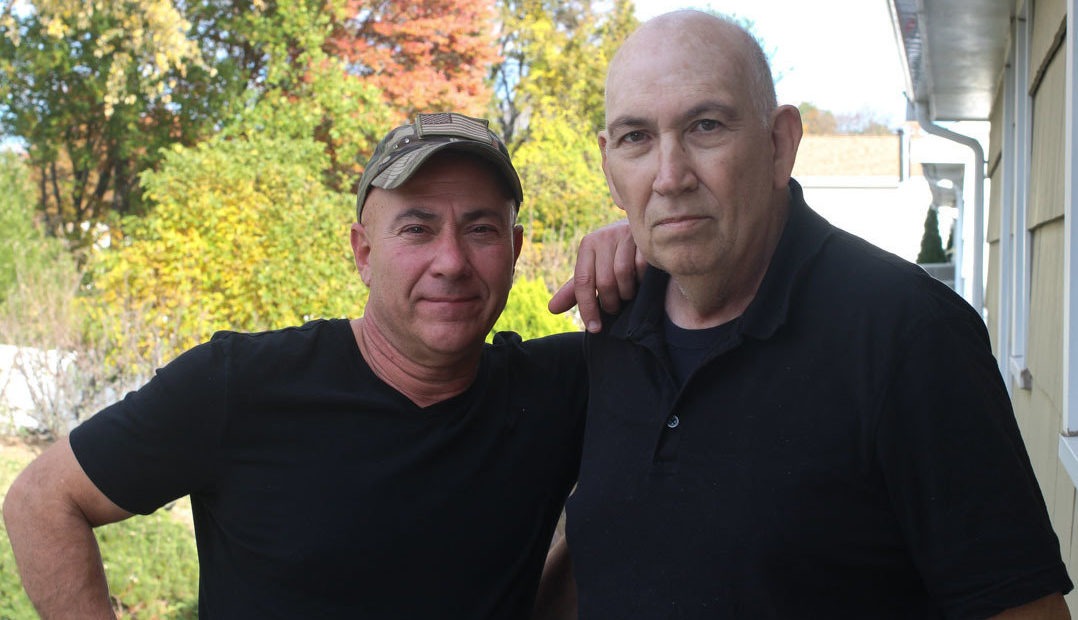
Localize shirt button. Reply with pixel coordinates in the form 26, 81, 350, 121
666, 414, 680, 429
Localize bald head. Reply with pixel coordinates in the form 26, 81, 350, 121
606, 10, 777, 128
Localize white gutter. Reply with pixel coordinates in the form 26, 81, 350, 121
915, 104, 985, 316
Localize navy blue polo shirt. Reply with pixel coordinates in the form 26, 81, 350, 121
566, 180, 1071, 619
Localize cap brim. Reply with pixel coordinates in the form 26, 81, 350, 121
372, 141, 523, 205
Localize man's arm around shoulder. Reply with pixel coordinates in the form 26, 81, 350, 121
3, 436, 133, 619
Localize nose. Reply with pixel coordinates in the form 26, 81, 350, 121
652, 138, 698, 196
430, 231, 472, 278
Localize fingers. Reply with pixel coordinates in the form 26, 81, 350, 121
588, 229, 625, 323
573, 240, 604, 333
546, 219, 643, 335
612, 226, 639, 301
546, 243, 605, 333
548, 278, 578, 315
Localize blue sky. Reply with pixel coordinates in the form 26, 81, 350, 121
632, 0, 909, 127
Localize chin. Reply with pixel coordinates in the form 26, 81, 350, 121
422, 327, 486, 355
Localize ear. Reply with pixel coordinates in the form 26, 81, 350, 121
512, 224, 524, 263
350, 222, 373, 287
769, 104, 803, 189
598, 131, 626, 212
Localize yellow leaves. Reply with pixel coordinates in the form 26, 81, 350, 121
91, 134, 365, 360
27, 0, 204, 117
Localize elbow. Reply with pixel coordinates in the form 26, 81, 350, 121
3, 467, 35, 537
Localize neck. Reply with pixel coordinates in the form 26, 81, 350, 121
350, 317, 480, 408
665, 274, 754, 329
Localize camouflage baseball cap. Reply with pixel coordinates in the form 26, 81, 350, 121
355, 112, 523, 220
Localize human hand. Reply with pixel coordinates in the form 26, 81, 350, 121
548, 219, 646, 333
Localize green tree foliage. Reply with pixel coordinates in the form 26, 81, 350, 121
511, 110, 621, 279
0, 0, 239, 251
917, 206, 948, 264
492, 276, 578, 338
89, 132, 367, 359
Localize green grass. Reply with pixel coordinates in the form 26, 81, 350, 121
0, 440, 199, 619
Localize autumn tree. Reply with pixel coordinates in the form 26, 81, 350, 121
799, 102, 839, 134
223, 0, 396, 191
330, 0, 500, 121
836, 109, 895, 135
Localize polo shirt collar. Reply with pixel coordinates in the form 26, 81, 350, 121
609, 179, 834, 343
740, 179, 834, 339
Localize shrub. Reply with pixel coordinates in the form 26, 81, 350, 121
492, 276, 580, 340
917, 206, 948, 264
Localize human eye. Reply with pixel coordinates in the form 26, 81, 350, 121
468, 222, 504, 237
619, 130, 647, 145
694, 118, 723, 132
398, 223, 431, 237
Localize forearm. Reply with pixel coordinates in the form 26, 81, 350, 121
988, 593, 1070, 619
3, 438, 126, 619
5, 497, 115, 619
532, 534, 578, 620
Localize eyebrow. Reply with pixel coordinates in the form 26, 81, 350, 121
391, 206, 507, 225
606, 115, 649, 136
392, 208, 437, 224
459, 208, 507, 224
606, 100, 740, 135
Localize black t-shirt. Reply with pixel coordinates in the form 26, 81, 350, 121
71, 319, 586, 618
663, 317, 738, 385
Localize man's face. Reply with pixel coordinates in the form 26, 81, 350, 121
351, 153, 522, 365
599, 26, 786, 281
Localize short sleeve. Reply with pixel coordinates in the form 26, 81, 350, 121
876, 311, 1072, 617
69, 338, 230, 514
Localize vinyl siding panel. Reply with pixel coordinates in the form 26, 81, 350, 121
1028, 47, 1066, 227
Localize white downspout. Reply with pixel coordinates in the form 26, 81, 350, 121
915, 104, 986, 316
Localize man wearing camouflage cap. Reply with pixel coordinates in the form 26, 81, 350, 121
4, 113, 634, 618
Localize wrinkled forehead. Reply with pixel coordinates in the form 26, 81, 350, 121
607, 21, 750, 92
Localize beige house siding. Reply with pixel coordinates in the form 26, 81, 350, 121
1028, 49, 1066, 227
987, 90, 1004, 349
988, 1, 1078, 605
1032, 0, 1066, 88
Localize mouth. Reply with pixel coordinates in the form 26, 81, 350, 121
420, 296, 482, 312
654, 215, 708, 229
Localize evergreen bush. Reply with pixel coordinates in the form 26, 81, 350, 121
917, 206, 948, 264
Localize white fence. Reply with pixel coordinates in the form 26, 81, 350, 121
0, 344, 76, 434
